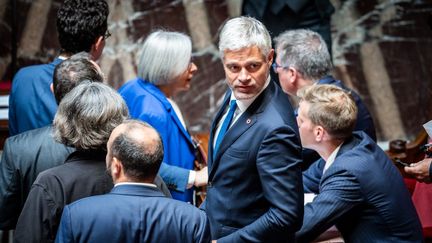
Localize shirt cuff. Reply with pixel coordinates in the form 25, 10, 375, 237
187, 170, 196, 189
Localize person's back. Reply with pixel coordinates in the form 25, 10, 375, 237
56, 120, 210, 242
0, 53, 104, 230
14, 83, 129, 243
0, 126, 73, 229
325, 132, 422, 242
56, 185, 209, 243
8, 0, 109, 135
9, 61, 61, 135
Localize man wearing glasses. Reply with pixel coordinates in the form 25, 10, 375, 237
8, 0, 110, 136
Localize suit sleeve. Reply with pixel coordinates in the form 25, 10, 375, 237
153, 174, 172, 198
14, 181, 61, 242
296, 169, 363, 243
55, 206, 74, 243
302, 158, 325, 193
219, 126, 304, 242
0, 138, 20, 229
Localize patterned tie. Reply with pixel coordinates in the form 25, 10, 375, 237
214, 100, 237, 158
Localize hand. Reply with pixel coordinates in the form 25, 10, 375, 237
194, 166, 208, 187
211, 240, 217, 243
404, 158, 432, 183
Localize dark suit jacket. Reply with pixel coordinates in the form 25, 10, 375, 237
0, 126, 171, 231
303, 75, 377, 193
242, 0, 334, 52
55, 184, 210, 243
296, 132, 423, 243
13, 150, 113, 243
0, 126, 74, 230
205, 81, 303, 242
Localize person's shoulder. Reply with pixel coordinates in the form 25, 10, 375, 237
14, 63, 53, 79
160, 197, 206, 216
4, 126, 52, 151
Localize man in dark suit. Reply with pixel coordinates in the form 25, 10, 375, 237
273, 29, 377, 192
295, 84, 423, 242
204, 16, 303, 242
55, 120, 210, 243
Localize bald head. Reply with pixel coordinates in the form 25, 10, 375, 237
106, 120, 164, 183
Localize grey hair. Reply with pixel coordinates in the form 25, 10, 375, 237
218, 16, 272, 59
274, 29, 332, 81
53, 82, 129, 150
137, 30, 192, 85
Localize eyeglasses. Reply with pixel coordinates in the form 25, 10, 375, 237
272, 62, 288, 72
103, 30, 111, 40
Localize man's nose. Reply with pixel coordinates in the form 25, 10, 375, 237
238, 68, 250, 82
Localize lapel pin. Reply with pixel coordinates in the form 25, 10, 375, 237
246, 118, 251, 124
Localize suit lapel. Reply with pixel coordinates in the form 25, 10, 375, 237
208, 82, 273, 178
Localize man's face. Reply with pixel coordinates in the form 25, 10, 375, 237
223, 46, 273, 100
274, 53, 296, 96
297, 101, 316, 149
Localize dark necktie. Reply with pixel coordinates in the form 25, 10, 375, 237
214, 100, 237, 158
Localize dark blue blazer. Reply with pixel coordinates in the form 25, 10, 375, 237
55, 184, 210, 243
9, 58, 62, 136
205, 81, 303, 242
296, 132, 423, 243
303, 75, 377, 193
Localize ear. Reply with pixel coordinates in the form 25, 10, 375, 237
111, 157, 123, 178
267, 49, 274, 65
90, 36, 104, 60
314, 125, 325, 142
50, 83, 54, 94
287, 67, 297, 84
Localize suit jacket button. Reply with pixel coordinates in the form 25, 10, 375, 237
208, 181, 212, 187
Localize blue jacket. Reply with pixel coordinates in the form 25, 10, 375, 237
296, 132, 423, 242
205, 81, 303, 242
119, 78, 195, 202
55, 184, 210, 243
9, 58, 62, 136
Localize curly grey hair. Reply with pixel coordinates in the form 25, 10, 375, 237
53, 82, 129, 150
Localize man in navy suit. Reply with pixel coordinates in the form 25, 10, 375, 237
295, 84, 423, 242
204, 16, 303, 242
9, 0, 109, 136
274, 29, 377, 193
55, 120, 210, 243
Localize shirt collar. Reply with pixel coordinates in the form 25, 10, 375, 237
114, 182, 157, 188
230, 75, 271, 112
323, 143, 343, 174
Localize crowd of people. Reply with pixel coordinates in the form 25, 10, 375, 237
0, 0, 429, 242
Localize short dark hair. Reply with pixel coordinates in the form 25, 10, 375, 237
53, 52, 104, 104
111, 120, 164, 181
56, 0, 109, 54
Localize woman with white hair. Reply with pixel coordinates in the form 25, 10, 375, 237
119, 30, 207, 203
